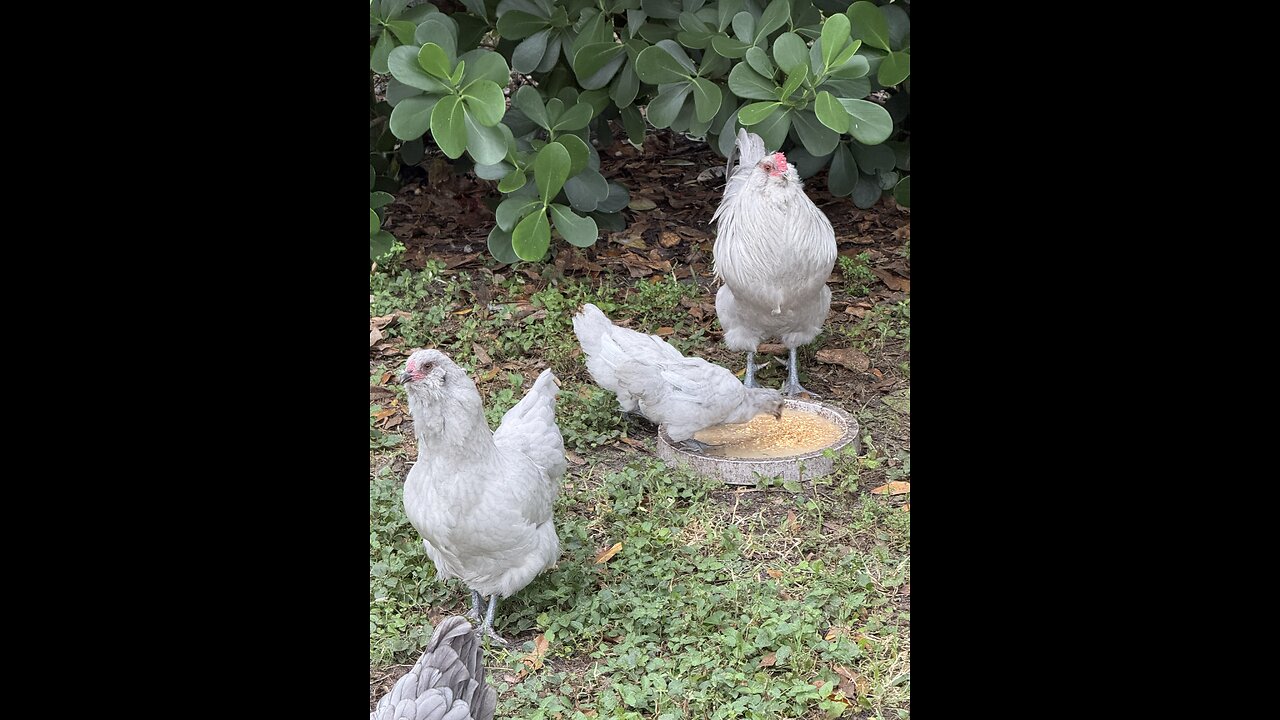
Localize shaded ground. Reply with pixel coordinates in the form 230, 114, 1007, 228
370, 129, 909, 719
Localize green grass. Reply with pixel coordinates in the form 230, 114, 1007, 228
370, 256, 910, 719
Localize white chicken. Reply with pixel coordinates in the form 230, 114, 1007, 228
572, 303, 785, 452
399, 349, 566, 644
371, 615, 497, 720
710, 129, 838, 396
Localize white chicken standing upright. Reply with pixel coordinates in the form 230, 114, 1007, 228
711, 129, 837, 396
399, 349, 566, 644
370, 615, 496, 720
572, 303, 785, 451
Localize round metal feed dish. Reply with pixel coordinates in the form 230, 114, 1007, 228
655, 398, 860, 485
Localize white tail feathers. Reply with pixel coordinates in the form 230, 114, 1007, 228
571, 303, 612, 356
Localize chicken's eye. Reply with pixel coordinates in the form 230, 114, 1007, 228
761, 162, 774, 172
419, 362, 434, 373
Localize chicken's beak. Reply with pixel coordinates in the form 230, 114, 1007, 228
397, 371, 412, 384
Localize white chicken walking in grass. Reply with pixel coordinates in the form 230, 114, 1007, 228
572, 303, 785, 452
711, 129, 838, 396
371, 615, 496, 720
399, 349, 566, 645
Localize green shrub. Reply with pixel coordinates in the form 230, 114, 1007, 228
370, 0, 910, 263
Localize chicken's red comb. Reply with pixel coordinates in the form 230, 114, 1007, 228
769, 151, 787, 176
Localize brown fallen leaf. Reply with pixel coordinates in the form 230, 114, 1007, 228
519, 634, 549, 674
766, 568, 783, 579
659, 231, 681, 248
756, 343, 787, 355
871, 268, 910, 292
785, 509, 797, 528
871, 481, 911, 495
565, 450, 586, 466
618, 437, 647, 449
594, 542, 623, 564
370, 327, 384, 347
758, 653, 777, 668
902, 502, 910, 512
833, 664, 870, 696
655, 326, 675, 336
816, 347, 871, 372
472, 343, 493, 366
372, 408, 396, 420
628, 197, 657, 211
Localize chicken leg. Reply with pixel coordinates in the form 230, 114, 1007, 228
465, 590, 484, 622
678, 438, 716, 453
781, 347, 818, 397
742, 351, 761, 388
477, 594, 510, 645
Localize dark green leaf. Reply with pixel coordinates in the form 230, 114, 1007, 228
779, 63, 807, 101
536, 32, 563, 73
829, 50, 870, 79
474, 162, 513, 181
691, 78, 722, 123
415, 16, 458, 61
371, 30, 395, 74
463, 114, 507, 165
381, 0, 410, 20
753, 105, 791, 148
460, 0, 487, 20
389, 95, 439, 140
819, 76, 870, 99
876, 170, 899, 190
756, 0, 791, 44
398, 138, 424, 165
370, 208, 380, 236
655, 39, 697, 73
590, 210, 626, 232
710, 33, 753, 58
498, 168, 527, 192
828, 143, 857, 196
554, 102, 594, 131
728, 63, 779, 100
557, 134, 591, 176
646, 84, 693, 128
487, 225, 520, 264
386, 20, 417, 45
836, 98, 893, 144
785, 146, 832, 178
893, 175, 910, 207
745, 46, 775, 79
847, 1, 891, 51
389, 47, 449, 93
792, 110, 840, 156
513, 28, 552, 73
851, 171, 881, 208
596, 181, 631, 213
641, 0, 682, 21
385, 78, 423, 106
636, 43, 694, 84
772, 32, 808, 73
512, 208, 551, 261
738, 101, 782, 126
814, 91, 850, 134
610, 59, 640, 108
496, 195, 542, 231
882, 2, 910, 49
574, 42, 627, 89
462, 80, 506, 126
460, 49, 511, 86
564, 169, 610, 212
535, 142, 571, 204
369, 191, 395, 210
850, 141, 895, 173
448, 60, 466, 87
717, 0, 744, 32
820, 13, 850, 69
877, 51, 910, 86
621, 104, 646, 145
545, 98, 566, 127
515, 85, 551, 129
429, 95, 468, 158
549, 203, 599, 247
418, 43, 452, 79
731, 11, 755, 42
497, 10, 549, 40
370, 230, 395, 261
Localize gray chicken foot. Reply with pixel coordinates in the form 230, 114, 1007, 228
465, 590, 484, 622
742, 351, 762, 388
677, 438, 718, 453
781, 347, 819, 398
476, 594, 511, 646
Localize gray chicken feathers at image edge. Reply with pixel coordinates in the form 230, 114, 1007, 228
370, 616, 496, 720
401, 349, 566, 641
572, 303, 783, 444
710, 129, 837, 396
